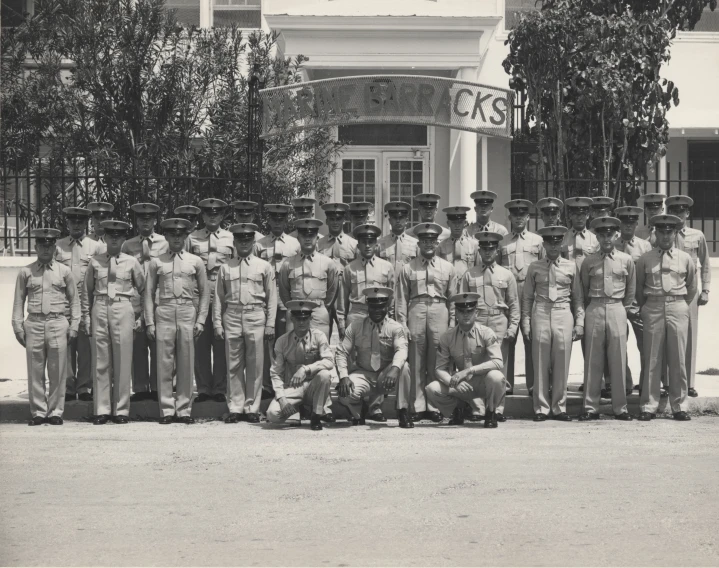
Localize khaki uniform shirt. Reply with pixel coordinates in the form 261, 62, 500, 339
464, 220, 509, 239
316, 232, 358, 268
635, 225, 656, 245
377, 232, 419, 276
579, 251, 636, 308
335, 316, 408, 378
395, 256, 457, 325
615, 236, 652, 262
635, 247, 697, 305
337, 255, 395, 325
460, 262, 520, 337
144, 251, 210, 327
122, 233, 169, 316
435, 323, 504, 386
561, 229, 599, 268
12, 261, 80, 334
55, 235, 104, 293
212, 254, 277, 332
278, 252, 340, 309
499, 229, 545, 282
522, 257, 585, 330
676, 227, 711, 292
254, 233, 301, 311
188, 228, 235, 285
88, 232, 108, 254
437, 235, 479, 283
270, 329, 334, 397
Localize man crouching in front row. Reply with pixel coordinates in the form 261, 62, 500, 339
426, 292, 507, 428
266, 300, 334, 431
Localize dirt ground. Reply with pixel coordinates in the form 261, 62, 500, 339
1, 418, 719, 567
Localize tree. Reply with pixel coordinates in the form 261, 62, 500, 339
503, 0, 715, 205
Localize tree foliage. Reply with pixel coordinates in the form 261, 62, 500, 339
503, 0, 715, 204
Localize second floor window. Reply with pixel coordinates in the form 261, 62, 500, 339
213, 0, 261, 28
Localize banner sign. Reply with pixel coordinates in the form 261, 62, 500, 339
260, 75, 513, 139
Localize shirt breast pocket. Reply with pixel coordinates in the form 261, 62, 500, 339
191, 244, 202, 256
648, 264, 662, 287
27, 275, 43, 294
409, 271, 426, 295
556, 272, 572, 287
247, 273, 265, 295
181, 263, 196, 277
612, 267, 628, 284
55, 250, 71, 264
96, 267, 109, 285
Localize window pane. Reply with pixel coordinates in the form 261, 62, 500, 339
1, 0, 25, 28
213, 8, 261, 27
338, 124, 428, 146
687, 141, 719, 218
166, 0, 201, 26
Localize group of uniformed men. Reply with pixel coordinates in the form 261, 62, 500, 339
12, 189, 710, 429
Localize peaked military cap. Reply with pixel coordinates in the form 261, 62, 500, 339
505, 199, 533, 211
160, 218, 191, 231
536, 197, 563, 210
414, 223, 443, 238
348, 201, 372, 214
565, 197, 593, 209
384, 201, 412, 214
442, 206, 470, 218
615, 206, 643, 219
100, 220, 131, 232
131, 202, 160, 215
231, 200, 258, 211
469, 190, 498, 203
414, 193, 441, 205
450, 292, 480, 306
286, 300, 319, 314
538, 225, 569, 241
321, 202, 349, 214
229, 223, 259, 235
353, 224, 382, 239
640, 193, 666, 204
294, 218, 324, 231
87, 202, 114, 213
174, 205, 201, 216
590, 196, 614, 209
590, 216, 621, 232
665, 195, 694, 209
265, 204, 291, 215
198, 198, 228, 210
32, 227, 61, 240
363, 286, 394, 303
475, 231, 504, 244
650, 214, 681, 227
291, 197, 316, 210
62, 206, 91, 218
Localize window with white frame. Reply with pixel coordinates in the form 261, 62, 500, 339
212, 0, 261, 28
166, 0, 201, 26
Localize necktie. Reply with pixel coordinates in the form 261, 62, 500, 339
514, 234, 525, 271
661, 252, 672, 293
239, 259, 250, 304
462, 332, 472, 369
207, 233, 216, 271
41, 265, 52, 314
302, 256, 312, 296
370, 325, 381, 371
298, 336, 307, 363
483, 266, 497, 307
548, 262, 558, 301
172, 254, 183, 297
453, 239, 462, 262
71, 240, 81, 280
107, 257, 117, 299
603, 255, 613, 297
426, 259, 435, 296
142, 238, 151, 263
331, 236, 341, 259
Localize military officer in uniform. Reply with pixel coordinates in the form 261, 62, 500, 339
174, 205, 201, 251
614, 206, 653, 393
464, 190, 509, 238
636, 193, 665, 243
636, 214, 697, 421
437, 206, 478, 292
396, 223, 457, 422
377, 201, 419, 278
83, 220, 145, 425
122, 203, 168, 402
666, 195, 710, 397
87, 201, 114, 252
523, 226, 584, 422
56, 206, 103, 401
214, 223, 277, 424
145, 218, 210, 424
562, 197, 599, 267
499, 199, 544, 395
188, 198, 235, 402
588, 196, 614, 231
337, 224, 395, 421
406, 193, 451, 241
288, 197, 317, 239
577, 217, 635, 421
232, 201, 264, 241
348, 201, 373, 231
536, 197, 563, 228
335, 287, 413, 428
13, 228, 80, 426
427, 292, 506, 429
266, 300, 334, 431
461, 232, 519, 420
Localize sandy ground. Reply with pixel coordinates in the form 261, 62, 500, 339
1, 419, 719, 567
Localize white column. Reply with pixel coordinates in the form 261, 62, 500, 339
200, 0, 211, 29
480, 135, 488, 191
449, 67, 478, 210
658, 154, 668, 195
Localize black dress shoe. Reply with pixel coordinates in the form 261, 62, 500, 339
410, 413, 422, 422
448, 407, 464, 425
348, 417, 365, 426
113, 416, 130, 424
148, 391, 158, 402
194, 393, 211, 403
159, 416, 174, 425
533, 413, 547, 422
78, 393, 93, 402
213, 393, 226, 403
28, 416, 45, 426
688, 388, 698, 398
578, 412, 600, 421
65, 393, 76, 402
552, 412, 572, 422
636, 411, 655, 421
614, 412, 633, 421
578, 384, 584, 392
600, 388, 612, 399
496, 413, 507, 422
47, 416, 63, 425
310, 413, 323, 431
466, 414, 484, 422
397, 409, 414, 429
225, 413, 241, 424
245, 413, 260, 423
178, 416, 195, 424
673, 411, 691, 421
484, 411, 498, 429
366, 411, 387, 423
130, 392, 148, 402
425, 411, 442, 423
321, 413, 336, 423
93, 414, 110, 425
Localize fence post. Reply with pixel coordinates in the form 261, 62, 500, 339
247, 63, 264, 206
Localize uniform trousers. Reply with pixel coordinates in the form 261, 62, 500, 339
266, 370, 333, 423
262, 306, 287, 392
627, 317, 644, 390
224, 305, 266, 414
195, 304, 227, 395
686, 274, 700, 390
65, 327, 91, 396
582, 299, 628, 415
473, 311, 509, 415
91, 297, 134, 416
640, 297, 689, 414
507, 280, 534, 392
24, 314, 69, 418
531, 302, 574, 416
132, 311, 157, 394
155, 301, 196, 417
345, 307, 385, 415
338, 362, 411, 418
426, 370, 506, 417
407, 298, 448, 413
